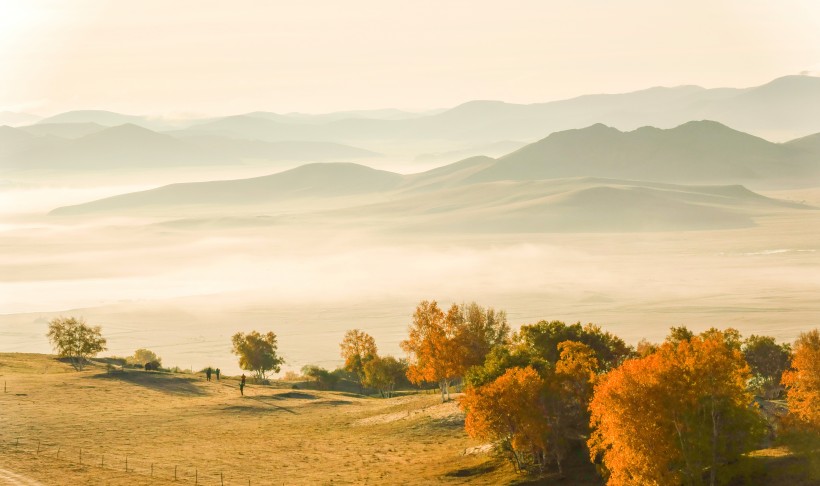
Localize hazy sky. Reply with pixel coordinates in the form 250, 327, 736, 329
2, 0, 820, 117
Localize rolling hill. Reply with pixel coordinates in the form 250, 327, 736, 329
51, 162, 404, 214
463, 121, 820, 187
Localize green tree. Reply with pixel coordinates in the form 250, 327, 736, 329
666, 325, 695, 345
742, 334, 791, 398
301, 365, 339, 390
454, 302, 511, 369
512, 320, 632, 371
231, 331, 284, 381
46, 317, 107, 371
363, 356, 408, 398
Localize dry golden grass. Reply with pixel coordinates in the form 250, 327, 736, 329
2, 354, 817, 485
0, 353, 517, 485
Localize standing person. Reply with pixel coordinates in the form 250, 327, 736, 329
215, 368, 220, 381
206, 367, 212, 381
240, 374, 246, 396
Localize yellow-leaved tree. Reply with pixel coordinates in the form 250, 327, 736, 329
780, 329, 820, 473
401, 301, 466, 402
588, 330, 764, 486
461, 366, 548, 472
339, 329, 378, 391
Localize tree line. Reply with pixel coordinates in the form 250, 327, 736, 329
44, 304, 820, 484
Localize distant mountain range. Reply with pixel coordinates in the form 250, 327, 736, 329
51, 120, 818, 232
5, 75, 820, 175
7, 75, 820, 144
0, 123, 378, 172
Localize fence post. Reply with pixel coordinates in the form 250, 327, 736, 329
15, 437, 19, 447
195, 468, 198, 485
79, 448, 82, 464
151, 463, 154, 477
125, 455, 128, 472
101, 454, 104, 467
221, 472, 224, 486
56, 446, 60, 458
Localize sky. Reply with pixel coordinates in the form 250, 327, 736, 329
2, 0, 820, 117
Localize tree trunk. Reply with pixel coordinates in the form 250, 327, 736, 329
554, 451, 563, 476
710, 398, 719, 486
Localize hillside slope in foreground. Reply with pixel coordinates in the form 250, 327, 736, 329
0, 354, 814, 485
0, 354, 528, 485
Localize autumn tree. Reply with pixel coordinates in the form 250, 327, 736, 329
782, 330, 820, 428
46, 317, 107, 371
589, 330, 764, 486
780, 329, 820, 473
743, 334, 791, 398
339, 329, 378, 390
363, 356, 407, 398
461, 341, 599, 475
231, 330, 284, 381
461, 366, 550, 472
401, 300, 465, 402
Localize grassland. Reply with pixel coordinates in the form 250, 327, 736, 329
0, 353, 523, 485
2, 354, 818, 485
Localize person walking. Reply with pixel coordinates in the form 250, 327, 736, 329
240, 374, 246, 396
206, 367, 212, 381
215, 368, 220, 381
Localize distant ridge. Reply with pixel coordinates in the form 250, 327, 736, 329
462, 121, 819, 187
51, 163, 404, 214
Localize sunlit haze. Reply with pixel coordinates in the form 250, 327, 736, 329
3, 0, 820, 116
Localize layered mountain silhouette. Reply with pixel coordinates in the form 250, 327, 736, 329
168, 75, 820, 143
463, 121, 819, 187
51, 121, 817, 232
0, 124, 378, 171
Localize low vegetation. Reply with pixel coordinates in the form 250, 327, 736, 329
8, 302, 818, 484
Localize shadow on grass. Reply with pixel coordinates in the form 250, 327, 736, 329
267, 391, 318, 400
721, 451, 819, 486
90, 370, 207, 396
221, 405, 293, 415
308, 399, 354, 406
445, 461, 498, 478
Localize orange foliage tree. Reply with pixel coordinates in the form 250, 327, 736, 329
781, 329, 820, 470
782, 329, 820, 430
401, 300, 464, 402
588, 330, 764, 486
461, 341, 599, 475
461, 366, 550, 472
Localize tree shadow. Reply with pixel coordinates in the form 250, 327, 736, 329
308, 399, 354, 407
90, 370, 207, 396
445, 461, 498, 478
262, 391, 318, 400
220, 405, 292, 415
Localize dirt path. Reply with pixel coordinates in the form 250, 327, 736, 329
0, 467, 42, 486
